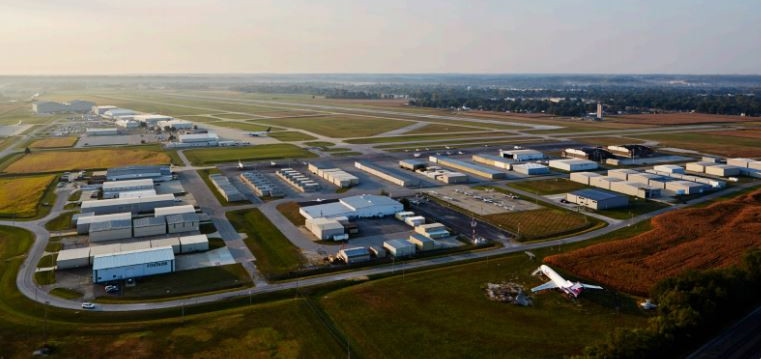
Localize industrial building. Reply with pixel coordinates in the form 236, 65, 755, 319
133, 217, 167, 238
55, 247, 92, 269
355, 161, 421, 187
653, 165, 685, 174
408, 233, 436, 251
133, 114, 172, 127
513, 163, 549, 175
157, 119, 193, 130
306, 217, 346, 240
549, 159, 599, 172
92, 246, 175, 283
727, 158, 755, 168
404, 216, 426, 227
92, 105, 117, 115
103, 108, 138, 119
308, 163, 359, 188
178, 235, 209, 253
570, 172, 603, 185
33, 100, 95, 114
102, 179, 155, 199
150, 237, 181, 254
606, 145, 654, 158
665, 181, 709, 195
607, 169, 640, 181
705, 164, 741, 177
417, 167, 468, 184
337, 247, 372, 264
209, 174, 246, 202
472, 154, 514, 170
276, 168, 320, 192
154, 205, 195, 217
240, 171, 284, 197
399, 159, 428, 171
300, 194, 404, 221
81, 194, 176, 215
89, 219, 133, 242
610, 181, 661, 198
499, 149, 544, 161
115, 119, 140, 128
107, 165, 172, 182
86, 128, 118, 136
590, 176, 623, 190
383, 239, 416, 257
429, 156, 507, 180
686, 162, 714, 173
414, 223, 450, 239
646, 169, 726, 189
562, 147, 615, 161
166, 213, 200, 233
75, 212, 132, 234
395, 211, 416, 221
566, 189, 629, 210
118, 189, 158, 199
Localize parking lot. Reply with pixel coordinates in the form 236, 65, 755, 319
425, 185, 541, 215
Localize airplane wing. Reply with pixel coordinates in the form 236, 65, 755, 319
580, 283, 603, 290
531, 281, 559, 293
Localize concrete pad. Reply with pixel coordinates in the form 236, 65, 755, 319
175, 247, 236, 271
426, 185, 541, 215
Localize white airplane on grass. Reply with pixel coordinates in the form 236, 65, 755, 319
531, 265, 603, 298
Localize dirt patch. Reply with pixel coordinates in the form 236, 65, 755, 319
546, 188, 761, 296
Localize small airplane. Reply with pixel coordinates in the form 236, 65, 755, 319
237, 160, 248, 170
531, 265, 603, 298
249, 127, 272, 137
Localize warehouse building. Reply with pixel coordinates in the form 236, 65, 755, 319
562, 147, 615, 161
157, 119, 193, 130
154, 205, 195, 217
103, 108, 138, 119
166, 213, 200, 234
429, 156, 507, 180
686, 161, 714, 173
81, 194, 176, 215
115, 119, 140, 128
92, 246, 175, 283
705, 164, 741, 177
102, 179, 155, 198
75, 212, 132, 234
168, 132, 221, 148
665, 181, 709, 195
355, 161, 421, 187
276, 168, 321, 192
607, 145, 654, 158
119, 189, 158, 199
92, 105, 117, 115
549, 159, 598, 172
107, 165, 172, 182
628, 173, 661, 185
727, 158, 754, 168
610, 181, 661, 199
89, 219, 133, 242
300, 194, 404, 221
384, 239, 416, 257
178, 235, 209, 253
150, 237, 181, 254
414, 223, 450, 239
570, 172, 603, 185
337, 247, 372, 264
499, 149, 544, 161
513, 163, 550, 175
209, 174, 246, 202
240, 171, 284, 197
590, 176, 624, 190
472, 153, 514, 170
395, 211, 416, 221
133, 217, 167, 238
86, 128, 118, 136
306, 217, 346, 240
308, 163, 359, 188
608, 169, 640, 181
404, 215, 426, 227
417, 167, 469, 184
56, 247, 92, 269
121, 241, 152, 252
645, 169, 726, 189
399, 159, 428, 171
133, 114, 172, 127
566, 189, 628, 210
653, 165, 685, 174
408, 233, 436, 251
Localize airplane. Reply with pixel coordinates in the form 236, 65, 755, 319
531, 265, 603, 298
249, 127, 272, 136
237, 160, 247, 170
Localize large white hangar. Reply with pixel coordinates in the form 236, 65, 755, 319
299, 194, 404, 221
92, 246, 175, 283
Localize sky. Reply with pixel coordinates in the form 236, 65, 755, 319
0, 0, 759, 75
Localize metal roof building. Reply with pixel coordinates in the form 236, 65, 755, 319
355, 161, 421, 187
383, 239, 416, 257
102, 179, 154, 198
513, 163, 550, 175
499, 149, 544, 161
178, 234, 209, 253
75, 212, 132, 234
89, 219, 133, 242
154, 205, 196, 217
399, 158, 428, 171
133, 217, 167, 238
566, 189, 629, 210
209, 174, 246, 202
106, 165, 172, 182
92, 246, 175, 283
166, 212, 200, 234
300, 194, 404, 220
81, 194, 176, 215
549, 159, 599, 172
472, 153, 514, 170
56, 247, 92, 269
429, 156, 508, 179
337, 247, 372, 264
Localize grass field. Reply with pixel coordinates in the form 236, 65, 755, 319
344, 131, 502, 144
0, 175, 56, 218
507, 178, 588, 195
216, 113, 259, 120
268, 131, 317, 141
485, 207, 598, 241
184, 144, 315, 165
276, 202, 305, 226
304, 141, 335, 148
49, 287, 84, 300
197, 168, 248, 206
330, 151, 362, 157
226, 208, 307, 279
403, 123, 484, 134
257, 115, 413, 137
45, 211, 76, 231
3, 148, 171, 173
209, 121, 278, 132
635, 132, 761, 157
28, 136, 78, 148
570, 136, 646, 145
320, 235, 648, 359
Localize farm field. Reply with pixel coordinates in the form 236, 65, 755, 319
226, 208, 307, 279
209, 121, 278, 132
345, 131, 506, 144
320, 238, 648, 359
3, 148, 172, 173
256, 115, 413, 138
0, 175, 56, 218
635, 132, 761, 157
29, 136, 78, 148
183, 144, 315, 165
267, 131, 317, 142
546, 188, 761, 296
610, 112, 755, 125
507, 178, 588, 195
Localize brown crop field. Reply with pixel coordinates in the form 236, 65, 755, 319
610, 112, 755, 125
0, 175, 56, 217
546, 188, 761, 296
705, 129, 761, 139
4, 149, 171, 173
29, 136, 78, 148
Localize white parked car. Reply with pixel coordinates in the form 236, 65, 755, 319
81, 302, 96, 310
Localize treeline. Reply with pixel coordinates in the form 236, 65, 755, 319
235, 84, 402, 100
576, 249, 761, 358
407, 87, 761, 116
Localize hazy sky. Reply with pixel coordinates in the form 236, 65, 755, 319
1, 0, 759, 74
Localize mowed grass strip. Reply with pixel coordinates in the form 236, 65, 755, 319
184, 144, 315, 165
403, 123, 485, 134
226, 208, 307, 278
4, 148, 171, 173
45, 211, 76, 231
257, 115, 413, 138
344, 131, 502, 144
507, 178, 588, 195
635, 132, 761, 157
0, 175, 56, 217
210, 121, 278, 132
268, 131, 317, 142
29, 136, 78, 148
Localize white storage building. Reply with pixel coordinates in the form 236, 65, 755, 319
179, 235, 209, 253
305, 217, 346, 240
607, 169, 640, 181
408, 233, 436, 251
337, 247, 372, 264
415, 223, 450, 239
610, 181, 661, 199
499, 149, 544, 161
118, 189, 158, 199
570, 172, 602, 185
665, 181, 709, 195
404, 216, 426, 227
150, 237, 182, 254
653, 165, 685, 174
300, 194, 404, 221
154, 205, 196, 217
566, 189, 629, 210
106, 165, 172, 182
727, 158, 754, 168
102, 179, 154, 198
92, 247, 175, 283
75, 212, 132, 234
81, 194, 176, 215
383, 239, 416, 257
56, 247, 92, 269
89, 219, 133, 242
86, 128, 118, 136
166, 213, 200, 234
472, 154, 514, 170
209, 174, 246, 202
549, 159, 598, 172
513, 163, 550, 175
590, 176, 624, 190
705, 164, 741, 177
133, 217, 167, 238
686, 161, 714, 173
